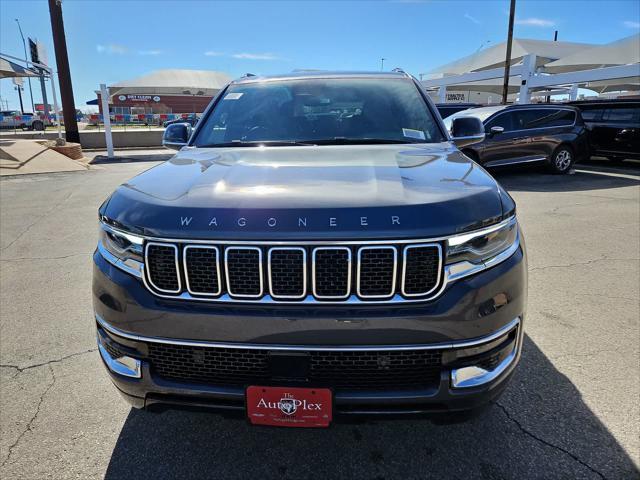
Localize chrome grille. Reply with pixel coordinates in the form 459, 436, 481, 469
268, 248, 306, 299
313, 247, 351, 299
145, 243, 180, 293
402, 244, 442, 297
184, 246, 221, 296
357, 246, 397, 298
225, 247, 262, 298
144, 241, 443, 303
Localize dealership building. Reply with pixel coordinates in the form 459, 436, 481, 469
93, 69, 232, 115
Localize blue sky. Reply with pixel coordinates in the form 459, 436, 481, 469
0, 0, 638, 111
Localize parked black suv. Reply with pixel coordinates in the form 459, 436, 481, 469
569, 99, 640, 162
444, 104, 589, 173
94, 71, 526, 427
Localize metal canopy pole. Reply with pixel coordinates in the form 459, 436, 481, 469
48, 68, 63, 141
502, 0, 516, 104
100, 84, 114, 158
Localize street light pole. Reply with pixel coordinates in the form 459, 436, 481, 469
48, 0, 80, 143
15, 19, 35, 112
501, 0, 516, 104
15, 85, 25, 113
380, 58, 386, 71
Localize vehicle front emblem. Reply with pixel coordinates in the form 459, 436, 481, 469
279, 395, 297, 415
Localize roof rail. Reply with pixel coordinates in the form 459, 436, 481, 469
391, 68, 410, 77
241, 73, 257, 78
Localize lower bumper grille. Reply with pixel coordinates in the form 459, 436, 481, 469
148, 343, 443, 390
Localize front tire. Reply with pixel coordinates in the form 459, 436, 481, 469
548, 146, 574, 174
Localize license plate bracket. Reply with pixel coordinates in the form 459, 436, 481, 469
246, 386, 332, 428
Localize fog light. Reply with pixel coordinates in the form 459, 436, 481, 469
97, 335, 141, 378
451, 346, 516, 388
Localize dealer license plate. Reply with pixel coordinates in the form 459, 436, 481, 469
246, 386, 332, 428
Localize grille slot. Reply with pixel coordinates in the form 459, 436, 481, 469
148, 343, 442, 390
145, 243, 180, 293
184, 246, 221, 296
312, 247, 351, 299
357, 246, 397, 298
225, 247, 263, 298
268, 248, 306, 299
402, 244, 442, 297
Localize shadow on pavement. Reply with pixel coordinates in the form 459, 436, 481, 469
90, 153, 173, 164
491, 163, 639, 193
104, 336, 638, 479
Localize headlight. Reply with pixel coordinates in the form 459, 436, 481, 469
446, 216, 519, 281
97, 223, 144, 277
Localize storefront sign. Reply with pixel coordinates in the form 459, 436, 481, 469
116, 94, 161, 103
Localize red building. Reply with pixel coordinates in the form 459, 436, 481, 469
94, 69, 232, 115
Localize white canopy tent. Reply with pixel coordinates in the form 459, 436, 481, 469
0, 57, 40, 79
423, 36, 640, 103
545, 34, 640, 73
426, 38, 594, 78
107, 69, 232, 97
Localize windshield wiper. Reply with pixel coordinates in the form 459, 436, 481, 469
198, 140, 317, 148
311, 137, 424, 145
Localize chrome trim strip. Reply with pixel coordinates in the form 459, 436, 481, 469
268, 247, 307, 300
446, 229, 521, 282
401, 243, 443, 297
144, 242, 181, 294
356, 246, 397, 299
312, 247, 352, 300
97, 334, 141, 378
100, 222, 144, 246
451, 341, 518, 388
224, 246, 263, 298
95, 313, 520, 352
446, 215, 515, 247
97, 241, 143, 279
183, 245, 222, 297
484, 156, 547, 168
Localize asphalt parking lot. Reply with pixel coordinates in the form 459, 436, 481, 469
1, 158, 638, 479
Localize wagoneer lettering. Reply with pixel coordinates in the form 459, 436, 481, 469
93, 71, 527, 425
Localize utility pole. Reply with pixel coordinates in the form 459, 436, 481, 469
48, 0, 79, 143
15, 19, 35, 112
14, 83, 25, 113
501, 0, 516, 105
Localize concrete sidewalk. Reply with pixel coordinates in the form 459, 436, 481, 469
0, 139, 90, 176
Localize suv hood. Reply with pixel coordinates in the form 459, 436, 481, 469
103, 143, 509, 240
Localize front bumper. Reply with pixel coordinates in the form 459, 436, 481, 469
93, 244, 526, 417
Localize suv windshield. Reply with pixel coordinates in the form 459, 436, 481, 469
193, 78, 445, 147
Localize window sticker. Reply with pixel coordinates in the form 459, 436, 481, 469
402, 128, 426, 140
224, 92, 244, 100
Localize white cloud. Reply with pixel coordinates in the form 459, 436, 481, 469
204, 51, 224, 56
623, 21, 640, 28
464, 13, 481, 24
515, 17, 555, 27
138, 50, 163, 56
96, 44, 128, 54
232, 52, 281, 60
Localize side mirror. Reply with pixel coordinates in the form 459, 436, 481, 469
451, 117, 485, 148
163, 122, 192, 150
